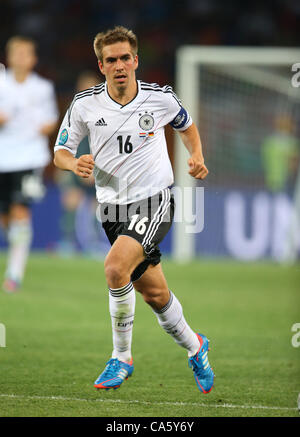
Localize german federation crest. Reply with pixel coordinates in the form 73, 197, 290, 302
138, 112, 154, 131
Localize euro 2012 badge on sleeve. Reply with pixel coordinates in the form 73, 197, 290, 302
58, 128, 68, 145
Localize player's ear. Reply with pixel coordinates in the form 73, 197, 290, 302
98, 60, 105, 75
31, 54, 38, 70
134, 54, 138, 71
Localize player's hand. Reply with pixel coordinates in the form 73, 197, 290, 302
188, 155, 209, 179
72, 154, 95, 178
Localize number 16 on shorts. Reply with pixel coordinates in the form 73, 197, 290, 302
128, 214, 149, 235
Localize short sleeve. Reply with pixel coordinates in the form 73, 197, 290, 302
162, 86, 193, 131
54, 100, 88, 156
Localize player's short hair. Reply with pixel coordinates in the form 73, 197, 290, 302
93, 26, 138, 62
5, 35, 37, 54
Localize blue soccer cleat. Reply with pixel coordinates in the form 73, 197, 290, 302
188, 333, 214, 394
94, 358, 134, 390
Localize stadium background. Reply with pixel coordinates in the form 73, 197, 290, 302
0, 0, 299, 260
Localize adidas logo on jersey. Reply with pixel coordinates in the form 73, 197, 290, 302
95, 117, 107, 126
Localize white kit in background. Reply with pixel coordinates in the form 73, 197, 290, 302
0, 69, 58, 172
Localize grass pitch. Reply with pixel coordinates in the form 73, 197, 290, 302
0, 252, 299, 417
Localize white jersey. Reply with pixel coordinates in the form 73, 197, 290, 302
54, 80, 192, 204
0, 70, 58, 172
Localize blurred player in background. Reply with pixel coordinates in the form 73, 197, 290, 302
261, 115, 299, 194
54, 26, 214, 394
56, 71, 99, 255
0, 36, 58, 292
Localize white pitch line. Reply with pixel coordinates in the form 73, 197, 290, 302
0, 393, 297, 412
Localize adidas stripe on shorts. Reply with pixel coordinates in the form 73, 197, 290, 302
99, 188, 174, 282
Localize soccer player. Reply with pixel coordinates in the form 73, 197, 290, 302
0, 36, 58, 292
54, 26, 214, 393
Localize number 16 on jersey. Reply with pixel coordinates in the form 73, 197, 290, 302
117, 135, 133, 154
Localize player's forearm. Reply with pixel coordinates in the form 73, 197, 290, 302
53, 149, 77, 172
54, 149, 95, 178
179, 123, 209, 179
179, 123, 204, 160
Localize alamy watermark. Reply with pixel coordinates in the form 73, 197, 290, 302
291, 323, 300, 348
95, 186, 205, 234
0, 323, 6, 347
291, 63, 300, 88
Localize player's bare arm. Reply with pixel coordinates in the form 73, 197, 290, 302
179, 122, 209, 180
54, 149, 94, 178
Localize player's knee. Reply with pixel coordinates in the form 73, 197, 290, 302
104, 257, 127, 285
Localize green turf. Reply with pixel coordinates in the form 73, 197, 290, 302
0, 252, 299, 417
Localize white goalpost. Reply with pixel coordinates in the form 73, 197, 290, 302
173, 46, 300, 262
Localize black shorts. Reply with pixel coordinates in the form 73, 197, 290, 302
100, 188, 175, 282
0, 169, 44, 214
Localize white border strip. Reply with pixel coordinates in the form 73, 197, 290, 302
0, 393, 297, 412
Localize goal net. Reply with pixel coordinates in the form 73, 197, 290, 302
173, 47, 300, 262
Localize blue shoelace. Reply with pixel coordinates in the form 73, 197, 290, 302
102, 358, 121, 378
188, 355, 209, 379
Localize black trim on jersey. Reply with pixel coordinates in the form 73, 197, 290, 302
140, 82, 182, 107
75, 83, 104, 98
105, 80, 139, 109
140, 82, 162, 89
140, 82, 173, 91
142, 88, 182, 108
140, 82, 173, 90
72, 84, 105, 103
67, 84, 105, 127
